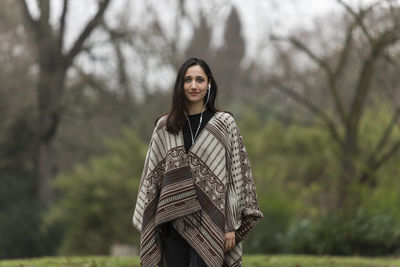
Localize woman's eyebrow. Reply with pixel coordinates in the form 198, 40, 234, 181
184, 75, 205, 78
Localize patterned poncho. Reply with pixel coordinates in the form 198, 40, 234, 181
132, 111, 263, 267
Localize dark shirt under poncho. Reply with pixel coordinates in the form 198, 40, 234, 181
182, 109, 216, 153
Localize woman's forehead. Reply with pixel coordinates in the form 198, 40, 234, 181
185, 65, 207, 77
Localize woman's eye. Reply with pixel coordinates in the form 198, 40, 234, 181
196, 78, 204, 83
184, 78, 191, 83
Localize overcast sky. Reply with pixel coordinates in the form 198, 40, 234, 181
234, 0, 383, 61
24, 0, 382, 93
26, 0, 380, 62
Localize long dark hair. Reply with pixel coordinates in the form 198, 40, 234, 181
159, 58, 219, 134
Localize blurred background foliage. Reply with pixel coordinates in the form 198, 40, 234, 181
45, 129, 146, 255
2, 0, 400, 259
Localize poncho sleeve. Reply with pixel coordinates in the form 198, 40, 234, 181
224, 114, 263, 242
132, 118, 166, 232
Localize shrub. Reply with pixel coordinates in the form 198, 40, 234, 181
45, 128, 146, 255
281, 210, 400, 255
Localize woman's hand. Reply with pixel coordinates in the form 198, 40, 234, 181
224, 231, 235, 252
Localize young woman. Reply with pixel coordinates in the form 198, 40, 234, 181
133, 58, 263, 267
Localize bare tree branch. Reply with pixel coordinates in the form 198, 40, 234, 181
329, 4, 378, 127
271, 34, 332, 74
370, 139, 400, 173
336, 0, 396, 66
360, 107, 400, 184
333, 4, 375, 79
38, 0, 50, 26
65, 0, 111, 66
19, 0, 39, 36
270, 79, 343, 146
335, 0, 376, 43
327, 23, 356, 125
348, 28, 400, 135
374, 107, 400, 157
58, 0, 69, 53
271, 34, 349, 126
102, 22, 131, 100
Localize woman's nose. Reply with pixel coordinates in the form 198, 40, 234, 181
191, 80, 196, 89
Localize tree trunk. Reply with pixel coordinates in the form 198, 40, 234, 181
337, 156, 355, 210
34, 66, 66, 206
19, 0, 111, 207
36, 141, 52, 205
337, 133, 359, 210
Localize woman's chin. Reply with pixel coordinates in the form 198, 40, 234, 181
186, 96, 204, 104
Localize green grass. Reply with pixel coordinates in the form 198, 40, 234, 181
244, 255, 400, 267
1, 255, 400, 267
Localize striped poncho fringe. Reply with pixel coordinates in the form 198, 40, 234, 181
133, 111, 263, 267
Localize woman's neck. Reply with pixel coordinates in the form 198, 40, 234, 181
187, 102, 205, 115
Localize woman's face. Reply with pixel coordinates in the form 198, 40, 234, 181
183, 65, 209, 105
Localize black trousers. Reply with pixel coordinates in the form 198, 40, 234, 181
161, 222, 207, 267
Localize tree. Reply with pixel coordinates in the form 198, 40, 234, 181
46, 128, 146, 254
213, 6, 246, 103
19, 0, 112, 206
270, 0, 400, 209
0, 0, 35, 131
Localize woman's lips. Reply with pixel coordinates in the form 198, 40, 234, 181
189, 92, 199, 96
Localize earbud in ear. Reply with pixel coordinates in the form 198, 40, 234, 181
208, 84, 211, 90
